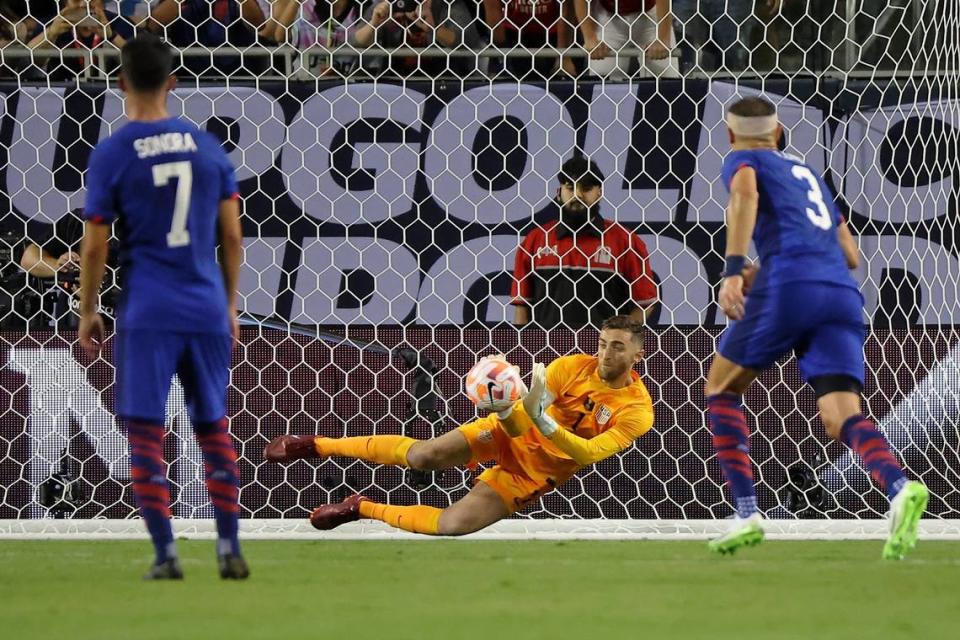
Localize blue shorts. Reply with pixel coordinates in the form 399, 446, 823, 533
718, 282, 866, 385
115, 329, 232, 424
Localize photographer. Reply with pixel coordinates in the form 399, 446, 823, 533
349, 0, 483, 77
19, 210, 118, 327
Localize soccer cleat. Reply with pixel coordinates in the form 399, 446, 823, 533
218, 553, 250, 580
263, 434, 319, 463
708, 513, 765, 555
143, 558, 184, 580
310, 494, 368, 531
882, 481, 929, 560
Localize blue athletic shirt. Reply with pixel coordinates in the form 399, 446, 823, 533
83, 117, 238, 333
720, 149, 858, 293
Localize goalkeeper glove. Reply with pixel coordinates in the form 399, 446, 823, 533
522, 362, 559, 436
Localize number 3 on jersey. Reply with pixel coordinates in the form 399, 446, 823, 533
790, 165, 832, 230
153, 161, 193, 248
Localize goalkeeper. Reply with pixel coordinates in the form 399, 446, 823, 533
264, 315, 655, 535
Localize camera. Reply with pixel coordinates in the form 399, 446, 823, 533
58, 264, 118, 319
779, 462, 827, 517
38, 447, 86, 518
57, 264, 81, 294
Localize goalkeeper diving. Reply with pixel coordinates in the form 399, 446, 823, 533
264, 315, 654, 535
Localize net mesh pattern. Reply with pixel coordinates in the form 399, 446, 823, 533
0, 1, 956, 525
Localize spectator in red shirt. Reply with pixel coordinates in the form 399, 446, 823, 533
512, 156, 659, 329
483, 0, 576, 78
574, 0, 678, 79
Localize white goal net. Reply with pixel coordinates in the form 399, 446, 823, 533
0, 1, 958, 538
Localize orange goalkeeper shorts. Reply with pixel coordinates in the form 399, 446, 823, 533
457, 414, 577, 514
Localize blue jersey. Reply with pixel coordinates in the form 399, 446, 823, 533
721, 149, 857, 293
83, 117, 238, 334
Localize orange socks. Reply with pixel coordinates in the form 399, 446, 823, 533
313, 435, 415, 467
358, 501, 442, 535
311, 435, 442, 534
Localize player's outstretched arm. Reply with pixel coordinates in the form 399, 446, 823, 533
522, 363, 654, 465
547, 426, 641, 466
218, 198, 244, 343
525, 361, 654, 465
522, 362, 551, 425
496, 359, 559, 438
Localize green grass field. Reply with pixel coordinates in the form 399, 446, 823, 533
1, 539, 958, 640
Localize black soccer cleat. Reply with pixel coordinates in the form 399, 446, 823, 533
143, 558, 184, 580
218, 553, 250, 580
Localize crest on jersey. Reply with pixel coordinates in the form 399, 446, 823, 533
593, 245, 613, 265
595, 404, 612, 425
536, 245, 559, 259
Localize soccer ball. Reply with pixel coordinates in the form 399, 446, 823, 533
465, 355, 527, 412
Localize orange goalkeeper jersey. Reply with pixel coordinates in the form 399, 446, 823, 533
499, 354, 655, 478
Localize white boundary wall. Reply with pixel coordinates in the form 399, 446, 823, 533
3, 519, 960, 540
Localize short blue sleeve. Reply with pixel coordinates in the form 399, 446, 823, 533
83, 141, 118, 224
721, 150, 760, 191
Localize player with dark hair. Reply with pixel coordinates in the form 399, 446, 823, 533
264, 315, 655, 536
705, 95, 928, 558
79, 34, 248, 579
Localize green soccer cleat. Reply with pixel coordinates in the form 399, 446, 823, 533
708, 514, 765, 555
882, 481, 929, 560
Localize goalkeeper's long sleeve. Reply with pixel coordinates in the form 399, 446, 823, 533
544, 408, 654, 466
545, 428, 630, 466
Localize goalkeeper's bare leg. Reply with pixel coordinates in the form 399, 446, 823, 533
265, 430, 509, 535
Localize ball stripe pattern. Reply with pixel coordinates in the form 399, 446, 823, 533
465, 356, 527, 412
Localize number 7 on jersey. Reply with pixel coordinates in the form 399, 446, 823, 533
153, 161, 193, 248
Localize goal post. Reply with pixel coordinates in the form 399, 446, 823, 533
0, 2, 957, 539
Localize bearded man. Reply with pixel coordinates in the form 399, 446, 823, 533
512, 156, 659, 328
